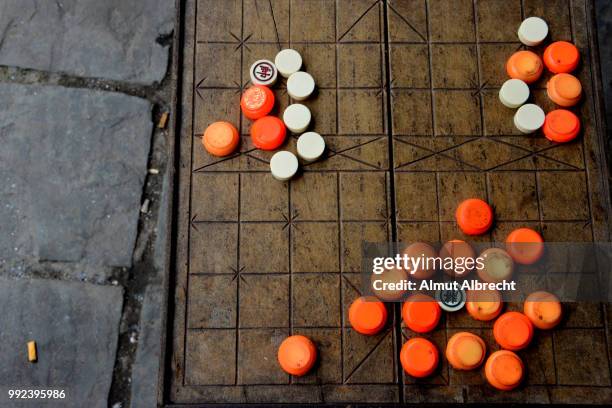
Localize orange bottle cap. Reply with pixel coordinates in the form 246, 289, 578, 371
439, 240, 476, 277
277, 335, 317, 376
250, 116, 287, 150
547, 73, 582, 107
400, 338, 439, 378
485, 350, 524, 391
455, 198, 493, 235
466, 289, 503, 321
446, 332, 486, 370
543, 41, 580, 73
493, 312, 534, 351
202, 121, 240, 157
402, 294, 441, 333
505, 227, 544, 265
348, 296, 387, 335
543, 109, 580, 143
241, 85, 275, 120
506, 51, 544, 84
402, 242, 438, 279
524, 291, 562, 330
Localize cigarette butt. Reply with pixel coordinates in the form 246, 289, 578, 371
140, 199, 150, 214
147, 168, 159, 175
157, 112, 169, 129
27, 341, 37, 362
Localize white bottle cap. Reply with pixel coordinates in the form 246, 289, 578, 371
435, 289, 466, 312
499, 79, 530, 108
275, 49, 303, 78
270, 151, 298, 181
514, 104, 545, 134
283, 104, 311, 133
287, 71, 315, 101
250, 59, 278, 86
297, 132, 325, 162
518, 17, 548, 46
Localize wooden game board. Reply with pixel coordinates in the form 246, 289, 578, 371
169, 0, 612, 404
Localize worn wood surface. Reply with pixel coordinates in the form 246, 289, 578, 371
169, 0, 612, 404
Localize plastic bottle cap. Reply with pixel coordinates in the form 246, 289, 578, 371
439, 240, 475, 277
250, 116, 287, 150
493, 312, 534, 351
283, 104, 311, 133
348, 296, 387, 335
370, 266, 409, 301
514, 103, 545, 133
287, 71, 315, 101
524, 291, 562, 329
402, 294, 441, 333
547, 73, 582, 107
241, 85, 275, 120
476, 247, 514, 283
275, 49, 303, 78
544, 41, 580, 73
466, 289, 503, 321
485, 350, 524, 390
202, 121, 240, 157
435, 289, 466, 312
402, 242, 438, 279
250, 59, 278, 86
455, 198, 493, 235
518, 17, 548, 46
543, 109, 580, 143
505, 227, 544, 265
277, 335, 317, 376
270, 151, 298, 181
506, 51, 543, 84
499, 79, 530, 109
446, 332, 486, 370
296, 132, 325, 162
400, 338, 439, 378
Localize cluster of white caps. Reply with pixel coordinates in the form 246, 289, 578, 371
250, 49, 326, 181
499, 17, 548, 134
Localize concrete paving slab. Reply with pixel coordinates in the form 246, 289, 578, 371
0, 83, 152, 267
0, 278, 123, 408
0, 0, 174, 84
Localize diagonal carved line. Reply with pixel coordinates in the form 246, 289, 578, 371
330, 136, 385, 155
326, 150, 383, 169
343, 275, 363, 297
243, 152, 271, 165
393, 137, 481, 170
387, 2, 427, 42
337, 0, 380, 42
268, 0, 282, 50
486, 139, 581, 170
535, 152, 582, 170
343, 330, 391, 384
491, 137, 583, 169
192, 148, 258, 172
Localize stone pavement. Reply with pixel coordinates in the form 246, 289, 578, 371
0, 0, 174, 407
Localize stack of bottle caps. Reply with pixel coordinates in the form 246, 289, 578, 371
500, 17, 582, 143
202, 49, 326, 181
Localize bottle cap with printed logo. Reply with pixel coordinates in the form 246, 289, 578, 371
250, 59, 278, 86
435, 289, 466, 312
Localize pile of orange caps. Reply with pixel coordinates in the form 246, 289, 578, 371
346, 198, 559, 390
500, 16, 582, 143
201, 49, 326, 181
278, 197, 561, 391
